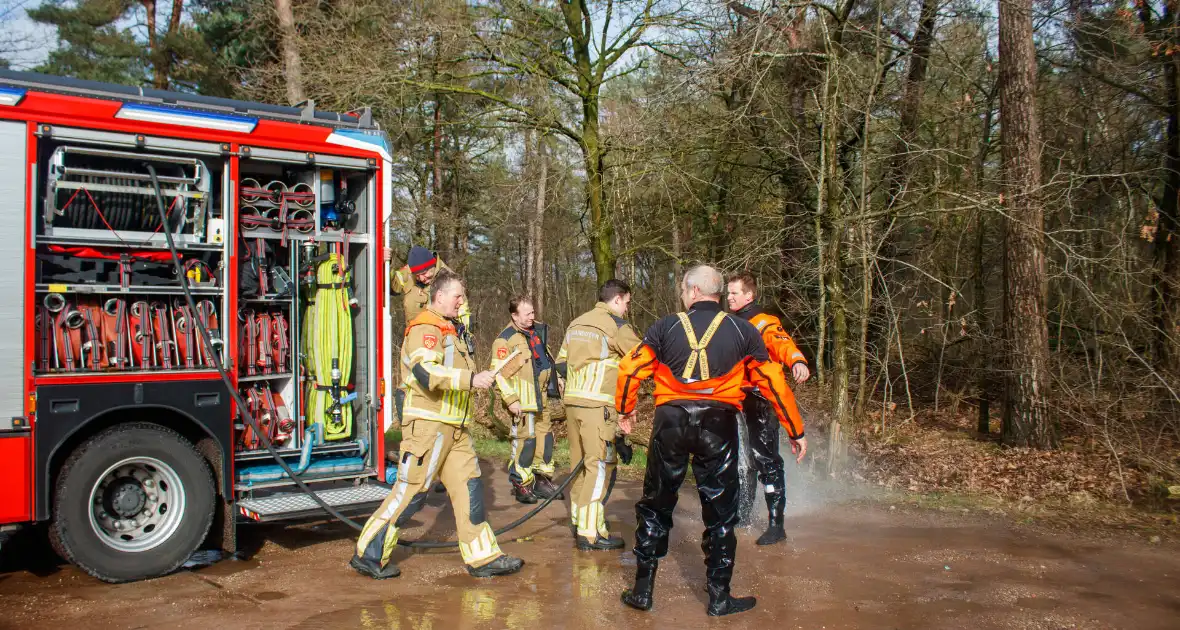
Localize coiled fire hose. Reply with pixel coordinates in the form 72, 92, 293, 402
304, 250, 354, 441
145, 164, 583, 549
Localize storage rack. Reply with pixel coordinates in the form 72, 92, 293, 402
32, 137, 229, 377
230, 158, 374, 471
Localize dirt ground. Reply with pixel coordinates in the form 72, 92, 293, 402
2, 460, 1178, 630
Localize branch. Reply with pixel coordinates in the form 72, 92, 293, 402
400, 79, 582, 145
1060, 59, 1167, 114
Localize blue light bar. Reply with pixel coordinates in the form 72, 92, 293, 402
115, 103, 257, 133
0, 86, 26, 107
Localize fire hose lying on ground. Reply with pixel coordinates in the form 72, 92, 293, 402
145, 164, 583, 550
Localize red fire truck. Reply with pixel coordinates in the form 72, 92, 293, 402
0, 70, 397, 582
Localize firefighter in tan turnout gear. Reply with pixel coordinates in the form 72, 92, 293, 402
555, 279, 643, 551
352, 270, 523, 579
389, 245, 471, 327
387, 245, 472, 435
490, 296, 563, 503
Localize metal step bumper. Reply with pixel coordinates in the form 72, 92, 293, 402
237, 482, 390, 523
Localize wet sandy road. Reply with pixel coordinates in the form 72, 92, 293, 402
1, 463, 1178, 630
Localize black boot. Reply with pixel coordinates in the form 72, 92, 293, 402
576, 534, 625, 551
532, 475, 565, 500
621, 562, 658, 611
756, 492, 787, 546
467, 555, 525, 578
512, 481, 539, 504
350, 554, 401, 579
706, 580, 756, 616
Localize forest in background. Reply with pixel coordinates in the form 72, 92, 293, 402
4, 0, 1178, 512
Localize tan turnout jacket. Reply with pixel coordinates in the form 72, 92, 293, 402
556, 302, 642, 407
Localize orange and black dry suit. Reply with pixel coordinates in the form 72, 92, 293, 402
615, 300, 798, 601
733, 303, 807, 527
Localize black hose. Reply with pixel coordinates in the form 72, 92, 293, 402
146, 164, 367, 531
146, 164, 581, 548
404, 459, 585, 549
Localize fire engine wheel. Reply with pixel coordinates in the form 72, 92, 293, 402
50, 423, 214, 583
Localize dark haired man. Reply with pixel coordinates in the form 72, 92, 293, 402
352, 270, 523, 579
726, 272, 809, 546
555, 279, 642, 550
490, 295, 562, 503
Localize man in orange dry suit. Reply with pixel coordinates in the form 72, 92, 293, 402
615, 265, 806, 617
726, 271, 809, 545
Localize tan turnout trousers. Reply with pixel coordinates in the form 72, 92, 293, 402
355, 419, 502, 569
566, 404, 619, 541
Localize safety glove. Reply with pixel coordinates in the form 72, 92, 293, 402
615, 436, 634, 465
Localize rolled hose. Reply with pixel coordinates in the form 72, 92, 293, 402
144, 163, 582, 549
43, 293, 66, 313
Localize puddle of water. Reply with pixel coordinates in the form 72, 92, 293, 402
181, 550, 225, 569
182, 549, 262, 576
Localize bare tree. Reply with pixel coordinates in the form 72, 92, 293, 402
998, 0, 1054, 447
275, 0, 305, 104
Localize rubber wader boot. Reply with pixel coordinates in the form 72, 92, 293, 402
706, 579, 756, 616
350, 555, 401, 579
621, 562, 658, 611
467, 555, 525, 578
756, 492, 787, 546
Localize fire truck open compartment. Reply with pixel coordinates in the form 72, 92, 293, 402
33, 133, 228, 375
231, 156, 377, 495
0, 69, 392, 583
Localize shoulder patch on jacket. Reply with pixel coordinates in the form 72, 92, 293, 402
497, 326, 518, 341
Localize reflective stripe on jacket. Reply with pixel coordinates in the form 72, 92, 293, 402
555, 302, 642, 407
490, 323, 552, 413
400, 308, 476, 426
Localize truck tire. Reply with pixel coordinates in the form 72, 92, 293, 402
50, 422, 214, 583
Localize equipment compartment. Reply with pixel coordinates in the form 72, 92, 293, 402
231, 158, 376, 491
38, 140, 224, 248
238, 164, 317, 242
33, 294, 226, 373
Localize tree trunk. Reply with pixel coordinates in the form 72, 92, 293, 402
560, 0, 614, 285
975, 209, 991, 435
1153, 53, 1180, 378
883, 0, 938, 209
866, 0, 938, 348
819, 50, 850, 428
534, 136, 549, 316
975, 71, 998, 436
583, 105, 614, 285
275, 0, 305, 105
141, 0, 161, 88
431, 95, 444, 251
999, 0, 1054, 447
524, 131, 536, 295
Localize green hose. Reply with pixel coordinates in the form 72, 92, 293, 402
304, 249, 354, 441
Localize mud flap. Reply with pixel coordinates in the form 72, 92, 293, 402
735, 412, 757, 525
